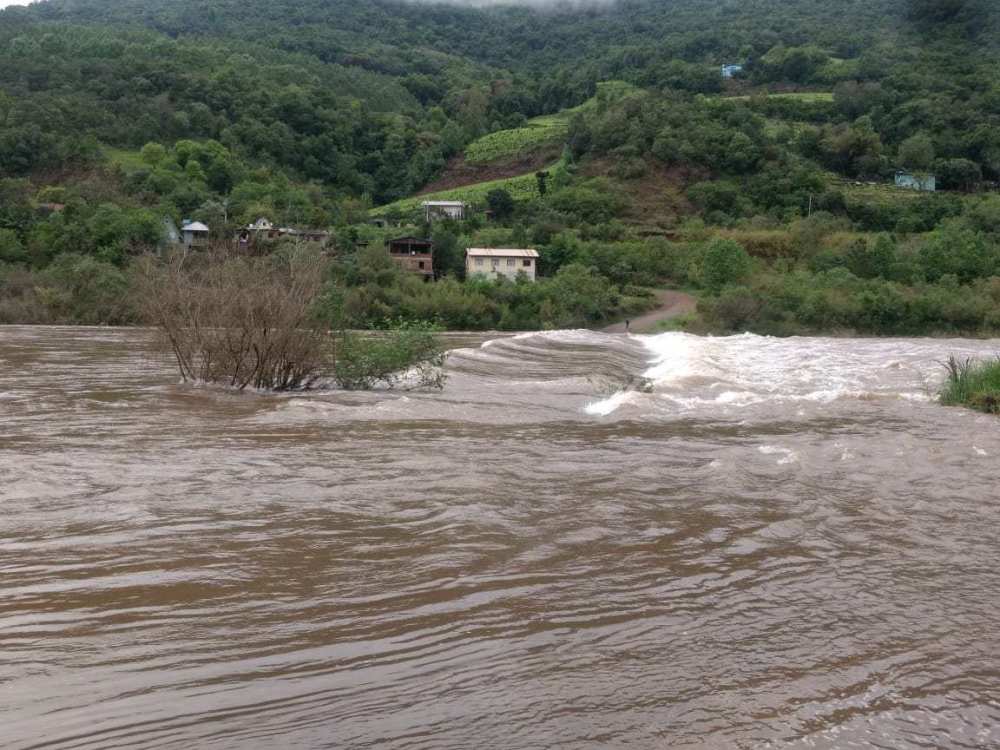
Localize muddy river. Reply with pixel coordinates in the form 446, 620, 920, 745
2, 326, 999, 749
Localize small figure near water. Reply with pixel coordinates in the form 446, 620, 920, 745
625, 319, 631, 333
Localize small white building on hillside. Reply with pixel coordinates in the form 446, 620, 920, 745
423, 200, 467, 221
466, 248, 539, 282
181, 221, 210, 249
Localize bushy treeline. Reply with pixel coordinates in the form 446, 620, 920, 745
687, 211, 1000, 336
3, 0, 998, 201
327, 247, 653, 331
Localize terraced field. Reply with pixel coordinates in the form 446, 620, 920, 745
371, 81, 639, 216
464, 117, 568, 165
463, 81, 637, 165
373, 166, 557, 216
716, 91, 835, 103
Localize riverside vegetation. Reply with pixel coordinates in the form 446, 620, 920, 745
938, 355, 1000, 414
129, 247, 447, 392
1, 0, 1000, 336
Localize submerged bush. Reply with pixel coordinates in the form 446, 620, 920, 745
129, 247, 446, 392
938, 355, 1000, 414
331, 323, 446, 391
130, 247, 331, 390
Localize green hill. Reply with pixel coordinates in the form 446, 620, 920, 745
3, 0, 1000, 333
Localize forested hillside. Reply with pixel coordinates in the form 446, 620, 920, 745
2, 0, 1000, 333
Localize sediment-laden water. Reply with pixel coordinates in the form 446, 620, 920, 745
2, 326, 1000, 749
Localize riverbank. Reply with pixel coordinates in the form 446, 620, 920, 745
939, 355, 1000, 413
601, 290, 698, 334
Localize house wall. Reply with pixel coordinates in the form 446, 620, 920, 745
424, 205, 465, 221
181, 231, 209, 249
394, 253, 434, 278
895, 174, 936, 192
467, 256, 536, 282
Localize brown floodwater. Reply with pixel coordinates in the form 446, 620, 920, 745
2, 325, 1000, 749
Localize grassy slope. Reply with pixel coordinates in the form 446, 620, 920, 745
464, 116, 568, 165
373, 166, 555, 214
372, 81, 638, 215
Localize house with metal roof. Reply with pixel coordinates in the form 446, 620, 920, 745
466, 248, 538, 282
180, 220, 210, 250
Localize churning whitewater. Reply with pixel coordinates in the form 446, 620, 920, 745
3, 326, 1000, 750
584, 330, 956, 418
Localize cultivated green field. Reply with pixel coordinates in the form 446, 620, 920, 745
462, 81, 637, 165
720, 91, 835, 103
372, 166, 557, 216
840, 182, 926, 204
464, 117, 568, 165
372, 81, 636, 215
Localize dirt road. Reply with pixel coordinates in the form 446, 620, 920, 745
602, 290, 697, 334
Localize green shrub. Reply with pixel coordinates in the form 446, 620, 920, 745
701, 237, 752, 292
939, 356, 1000, 414
331, 323, 446, 391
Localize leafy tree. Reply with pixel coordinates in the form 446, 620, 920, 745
486, 189, 515, 220
701, 237, 752, 292
847, 234, 896, 279
898, 134, 935, 171
0, 229, 25, 263
535, 171, 549, 197
937, 158, 982, 192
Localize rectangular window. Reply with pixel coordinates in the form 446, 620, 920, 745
507, 259, 516, 267
523, 259, 532, 267
418, 261, 425, 270
475, 258, 483, 266
491, 258, 500, 267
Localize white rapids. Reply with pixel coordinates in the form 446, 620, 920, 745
586, 331, 997, 418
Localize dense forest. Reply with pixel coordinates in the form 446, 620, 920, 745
2, 0, 1000, 333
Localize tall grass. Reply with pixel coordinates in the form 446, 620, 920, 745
938, 354, 1000, 413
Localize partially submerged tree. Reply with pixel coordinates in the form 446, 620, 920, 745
129, 245, 446, 391
130, 246, 331, 390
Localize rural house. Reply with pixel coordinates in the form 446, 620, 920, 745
387, 236, 434, 279
238, 217, 331, 250
423, 200, 467, 221
895, 170, 936, 192
466, 248, 538, 282
721, 64, 743, 79
180, 220, 209, 249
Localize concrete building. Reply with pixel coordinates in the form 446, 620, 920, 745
238, 217, 331, 251
721, 64, 744, 79
466, 248, 538, 282
895, 170, 936, 192
387, 236, 434, 280
423, 200, 467, 221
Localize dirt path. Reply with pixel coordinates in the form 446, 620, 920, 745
602, 290, 697, 334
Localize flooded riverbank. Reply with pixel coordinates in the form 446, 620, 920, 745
2, 326, 999, 749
